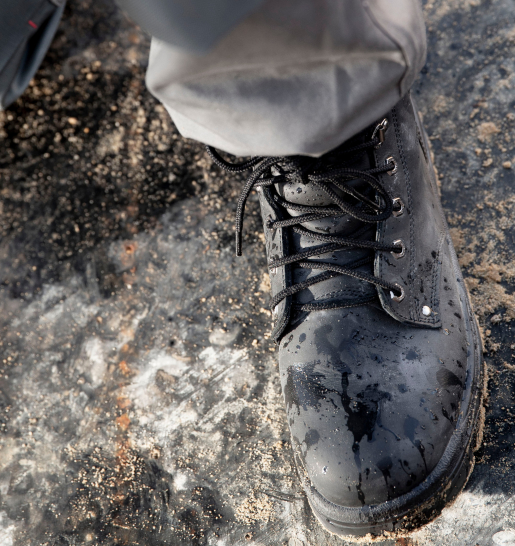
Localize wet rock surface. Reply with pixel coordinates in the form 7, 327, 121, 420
1, 0, 515, 544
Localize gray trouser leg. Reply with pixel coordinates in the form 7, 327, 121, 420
0, 0, 66, 110
144, 0, 427, 157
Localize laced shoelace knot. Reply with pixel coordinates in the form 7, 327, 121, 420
206, 121, 404, 314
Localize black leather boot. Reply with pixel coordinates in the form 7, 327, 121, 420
207, 92, 485, 537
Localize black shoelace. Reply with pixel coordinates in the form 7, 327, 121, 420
206, 132, 402, 314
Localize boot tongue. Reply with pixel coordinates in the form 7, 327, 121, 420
275, 146, 378, 306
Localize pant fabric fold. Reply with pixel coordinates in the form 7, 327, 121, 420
142, 0, 427, 157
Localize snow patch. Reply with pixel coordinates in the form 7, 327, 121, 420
84, 337, 107, 388
0, 512, 17, 546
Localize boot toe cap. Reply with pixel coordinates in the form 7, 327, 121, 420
280, 308, 471, 508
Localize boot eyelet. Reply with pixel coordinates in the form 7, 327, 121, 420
390, 283, 405, 303
386, 156, 398, 175
372, 119, 389, 148
391, 239, 406, 259
272, 305, 279, 318
269, 266, 277, 277
392, 197, 404, 217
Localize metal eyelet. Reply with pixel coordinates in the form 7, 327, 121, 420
269, 266, 277, 277
385, 156, 398, 175
392, 197, 405, 217
391, 239, 406, 259
372, 119, 388, 148
272, 305, 279, 319
390, 283, 405, 303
